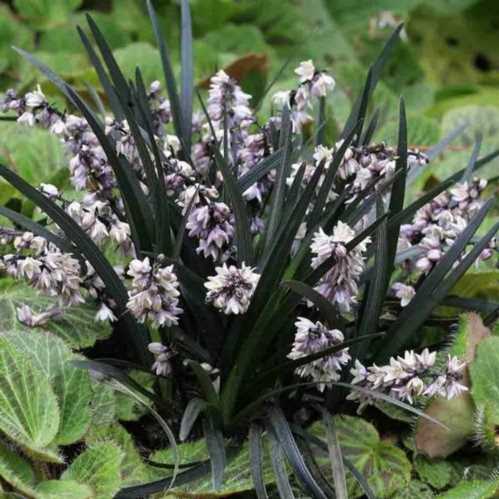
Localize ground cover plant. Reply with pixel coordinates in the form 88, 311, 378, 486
0, 1, 498, 498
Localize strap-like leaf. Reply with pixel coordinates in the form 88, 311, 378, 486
238, 147, 285, 193
307, 124, 358, 229
203, 416, 226, 491
343, 457, 376, 499
186, 360, 219, 408
268, 406, 327, 499
268, 430, 295, 499
361, 108, 380, 146
180, 0, 193, 152
76, 26, 123, 121
180, 398, 206, 442
14, 46, 155, 253
462, 134, 482, 182
249, 424, 269, 499
322, 410, 348, 499
386, 98, 407, 278
342, 24, 403, 139
356, 200, 388, 349
253, 332, 385, 389
264, 104, 293, 255
146, 0, 187, 156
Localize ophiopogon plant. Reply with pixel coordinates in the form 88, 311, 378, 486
0, 1, 497, 496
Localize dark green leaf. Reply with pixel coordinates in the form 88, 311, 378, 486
146, 0, 186, 156
180, 0, 193, 152
249, 425, 269, 499
268, 430, 295, 499
180, 398, 206, 442
203, 417, 226, 491
268, 406, 327, 499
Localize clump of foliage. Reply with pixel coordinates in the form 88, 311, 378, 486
0, 1, 497, 498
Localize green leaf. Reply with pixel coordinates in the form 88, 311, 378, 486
13, 0, 82, 29
311, 415, 411, 498
263, 104, 293, 256
35, 480, 94, 499
450, 271, 499, 303
62, 442, 124, 499
391, 480, 434, 499
0, 440, 37, 496
89, 381, 116, 428
0, 336, 60, 459
414, 455, 454, 490
86, 423, 149, 486
0, 122, 65, 207
0, 281, 111, 349
2, 329, 92, 446
114, 370, 153, 422
470, 337, 499, 425
148, 439, 275, 497
436, 479, 499, 499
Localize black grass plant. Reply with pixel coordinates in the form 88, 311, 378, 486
0, 1, 497, 496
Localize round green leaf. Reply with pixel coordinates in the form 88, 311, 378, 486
2, 329, 93, 446
86, 423, 149, 486
436, 479, 499, 499
61, 442, 124, 499
0, 336, 60, 457
35, 480, 93, 499
471, 337, 499, 425
0, 440, 37, 496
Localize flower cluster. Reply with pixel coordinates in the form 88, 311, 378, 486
1, 247, 83, 306
400, 177, 494, 274
288, 317, 351, 391
66, 194, 132, 253
205, 263, 260, 315
348, 349, 468, 411
148, 342, 175, 377
126, 257, 183, 328
288, 142, 429, 209
273, 60, 335, 131
186, 198, 235, 262
311, 222, 370, 312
